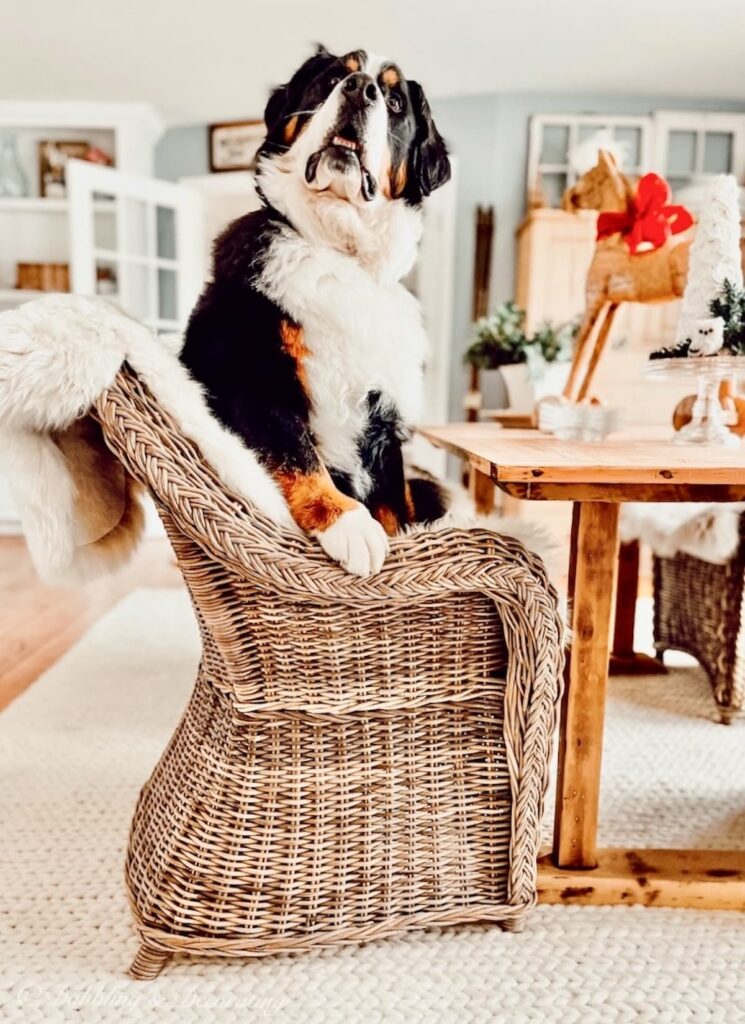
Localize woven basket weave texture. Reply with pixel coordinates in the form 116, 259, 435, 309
653, 515, 745, 723
93, 367, 564, 978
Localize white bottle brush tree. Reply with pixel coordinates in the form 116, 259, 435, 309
651, 175, 745, 358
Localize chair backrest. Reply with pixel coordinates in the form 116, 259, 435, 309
94, 365, 302, 578
93, 366, 514, 719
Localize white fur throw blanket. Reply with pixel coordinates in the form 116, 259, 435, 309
620, 502, 745, 566
0, 294, 559, 586
0, 295, 295, 584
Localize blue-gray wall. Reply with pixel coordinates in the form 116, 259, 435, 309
156, 91, 745, 418
156, 124, 210, 180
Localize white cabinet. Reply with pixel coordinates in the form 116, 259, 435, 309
0, 102, 166, 531
528, 109, 745, 209
0, 101, 162, 305
528, 114, 654, 208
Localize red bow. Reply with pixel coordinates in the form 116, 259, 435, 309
596, 173, 694, 253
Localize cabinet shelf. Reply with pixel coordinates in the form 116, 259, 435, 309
0, 197, 115, 213
0, 290, 124, 315
0, 288, 50, 309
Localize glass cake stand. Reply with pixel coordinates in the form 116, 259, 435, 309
645, 355, 744, 447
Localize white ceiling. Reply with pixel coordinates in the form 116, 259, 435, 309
2, 0, 745, 124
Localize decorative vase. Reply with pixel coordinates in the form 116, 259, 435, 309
499, 360, 571, 411
530, 359, 571, 401
499, 363, 534, 412
0, 133, 29, 198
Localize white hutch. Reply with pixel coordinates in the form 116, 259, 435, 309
0, 101, 205, 528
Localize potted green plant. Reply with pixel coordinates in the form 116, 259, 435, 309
526, 317, 578, 399
464, 301, 529, 369
464, 302, 577, 411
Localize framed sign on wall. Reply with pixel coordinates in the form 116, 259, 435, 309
208, 120, 265, 173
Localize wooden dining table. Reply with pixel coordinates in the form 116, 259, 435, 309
419, 423, 745, 910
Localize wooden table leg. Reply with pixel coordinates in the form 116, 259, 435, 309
544, 505, 741, 906
469, 467, 495, 514
609, 539, 667, 676
554, 501, 619, 869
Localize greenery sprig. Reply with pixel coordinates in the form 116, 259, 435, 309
649, 278, 745, 360
649, 339, 692, 360
710, 278, 745, 355
464, 301, 578, 369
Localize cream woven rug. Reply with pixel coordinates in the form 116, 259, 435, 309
1, 589, 744, 1024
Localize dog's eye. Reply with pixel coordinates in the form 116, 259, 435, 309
387, 94, 403, 114
329, 74, 343, 89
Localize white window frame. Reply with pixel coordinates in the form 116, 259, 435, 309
527, 113, 654, 203
652, 110, 745, 185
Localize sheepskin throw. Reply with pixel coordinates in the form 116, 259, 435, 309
620, 502, 745, 566
0, 295, 295, 584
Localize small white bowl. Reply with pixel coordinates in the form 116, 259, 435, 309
538, 400, 622, 441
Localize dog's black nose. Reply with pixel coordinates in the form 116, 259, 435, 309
343, 72, 378, 107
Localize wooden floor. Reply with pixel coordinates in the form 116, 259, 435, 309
0, 536, 181, 711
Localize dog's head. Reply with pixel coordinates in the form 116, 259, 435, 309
257, 45, 450, 209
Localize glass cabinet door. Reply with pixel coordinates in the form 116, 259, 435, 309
67, 159, 203, 333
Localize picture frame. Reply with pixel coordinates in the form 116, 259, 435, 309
209, 120, 265, 173
38, 140, 91, 199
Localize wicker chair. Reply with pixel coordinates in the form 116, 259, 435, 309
653, 514, 745, 724
93, 366, 564, 979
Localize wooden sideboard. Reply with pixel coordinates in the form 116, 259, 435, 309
515, 208, 681, 352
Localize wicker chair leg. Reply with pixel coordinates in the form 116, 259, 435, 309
655, 648, 665, 664
718, 704, 738, 726
129, 944, 171, 980
498, 916, 526, 933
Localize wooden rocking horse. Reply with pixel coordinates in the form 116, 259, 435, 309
560, 150, 693, 402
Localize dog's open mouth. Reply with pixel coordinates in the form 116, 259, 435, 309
331, 135, 360, 153
305, 129, 377, 201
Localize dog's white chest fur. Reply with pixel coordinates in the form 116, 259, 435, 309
259, 227, 427, 492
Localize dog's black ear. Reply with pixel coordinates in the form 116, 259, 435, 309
406, 80, 451, 203
264, 46, 337, 137
263, 83, 290, 136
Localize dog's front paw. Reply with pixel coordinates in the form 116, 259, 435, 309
316, 507, 388, 577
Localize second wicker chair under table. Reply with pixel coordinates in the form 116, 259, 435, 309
94, 366, 564, 979
653, 513, 745, 724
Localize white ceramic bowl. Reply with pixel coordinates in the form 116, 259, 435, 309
538, 400, 622, 441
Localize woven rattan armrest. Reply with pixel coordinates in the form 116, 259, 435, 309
95, 367, 560, 613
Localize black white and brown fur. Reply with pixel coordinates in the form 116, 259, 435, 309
181, 45, 452, 576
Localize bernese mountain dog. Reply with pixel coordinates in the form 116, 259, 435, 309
181, 45, 452, 576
